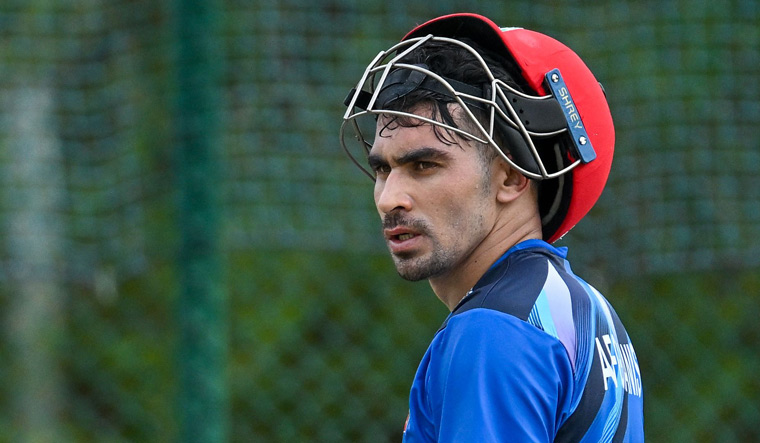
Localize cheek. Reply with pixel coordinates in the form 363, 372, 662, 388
429, 191, 468, 227
438, 186, 493, 230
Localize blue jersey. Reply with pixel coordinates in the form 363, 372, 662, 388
402, 240, 644, 442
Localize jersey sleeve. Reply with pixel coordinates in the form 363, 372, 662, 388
422, 308, 575, 442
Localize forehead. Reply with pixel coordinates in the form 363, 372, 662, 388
369, 110, 474, 158
370, 120, 454, 160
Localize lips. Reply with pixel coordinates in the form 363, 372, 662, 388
384, 226, 423, 254
384, 226, 417, 241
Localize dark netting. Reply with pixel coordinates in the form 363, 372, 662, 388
0, 0, 758, 441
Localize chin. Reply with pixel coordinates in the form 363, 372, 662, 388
396, 269, 429, 282
393, 256, 448, 282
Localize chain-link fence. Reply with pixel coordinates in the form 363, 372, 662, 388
1, 0, 759, 441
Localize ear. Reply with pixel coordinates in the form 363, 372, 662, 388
494, 158, 532, 204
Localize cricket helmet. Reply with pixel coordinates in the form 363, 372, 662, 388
340, 13, 614, 243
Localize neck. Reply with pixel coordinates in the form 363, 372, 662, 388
429, 213, 542, 311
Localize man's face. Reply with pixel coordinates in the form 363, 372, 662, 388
367, 113, 497, 282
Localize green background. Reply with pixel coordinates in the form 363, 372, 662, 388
1, 0, 758, 441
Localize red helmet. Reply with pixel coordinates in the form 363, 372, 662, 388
341, 13, 614, 243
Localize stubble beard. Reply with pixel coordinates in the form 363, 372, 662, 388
391, 238, 455, 282
382, 212, 451, 282
383, 211, 481, 283
382, 181, 491, 283
392, 213, 491, 282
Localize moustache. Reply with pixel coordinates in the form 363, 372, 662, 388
382, 212, 429, 233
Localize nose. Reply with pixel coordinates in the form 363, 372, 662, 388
375, 170, 413, 215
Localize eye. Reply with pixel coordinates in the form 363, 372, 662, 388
414, 161, 437, 171
372, 163, 391, 176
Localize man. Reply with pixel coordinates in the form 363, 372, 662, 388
340, 13, 644, 442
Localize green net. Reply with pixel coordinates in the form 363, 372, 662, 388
1, 0, 759, 441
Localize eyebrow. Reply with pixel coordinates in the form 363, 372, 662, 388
368, 146, 452, 170
397, 146, 452, 165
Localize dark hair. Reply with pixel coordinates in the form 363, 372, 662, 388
379, 38, 529, 168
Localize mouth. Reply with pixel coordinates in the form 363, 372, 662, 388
384, 226, 419, 241
384, 226, 424, 254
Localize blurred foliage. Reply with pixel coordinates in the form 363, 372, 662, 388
227, 250, 446, 442
0, 0, 759, 442
612, 270, 760, 442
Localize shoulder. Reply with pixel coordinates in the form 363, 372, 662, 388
444, 242, 592, 370
432, 308, 571, 368
417, 308, 575, 441
451, 243, 583, 323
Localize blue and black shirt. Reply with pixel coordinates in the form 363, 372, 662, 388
402, 239, 644, 442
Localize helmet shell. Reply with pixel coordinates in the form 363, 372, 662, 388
404, 13, 614, 243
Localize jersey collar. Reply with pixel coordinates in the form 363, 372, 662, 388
488, 239, 568, 271
448, 239, 568, 314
